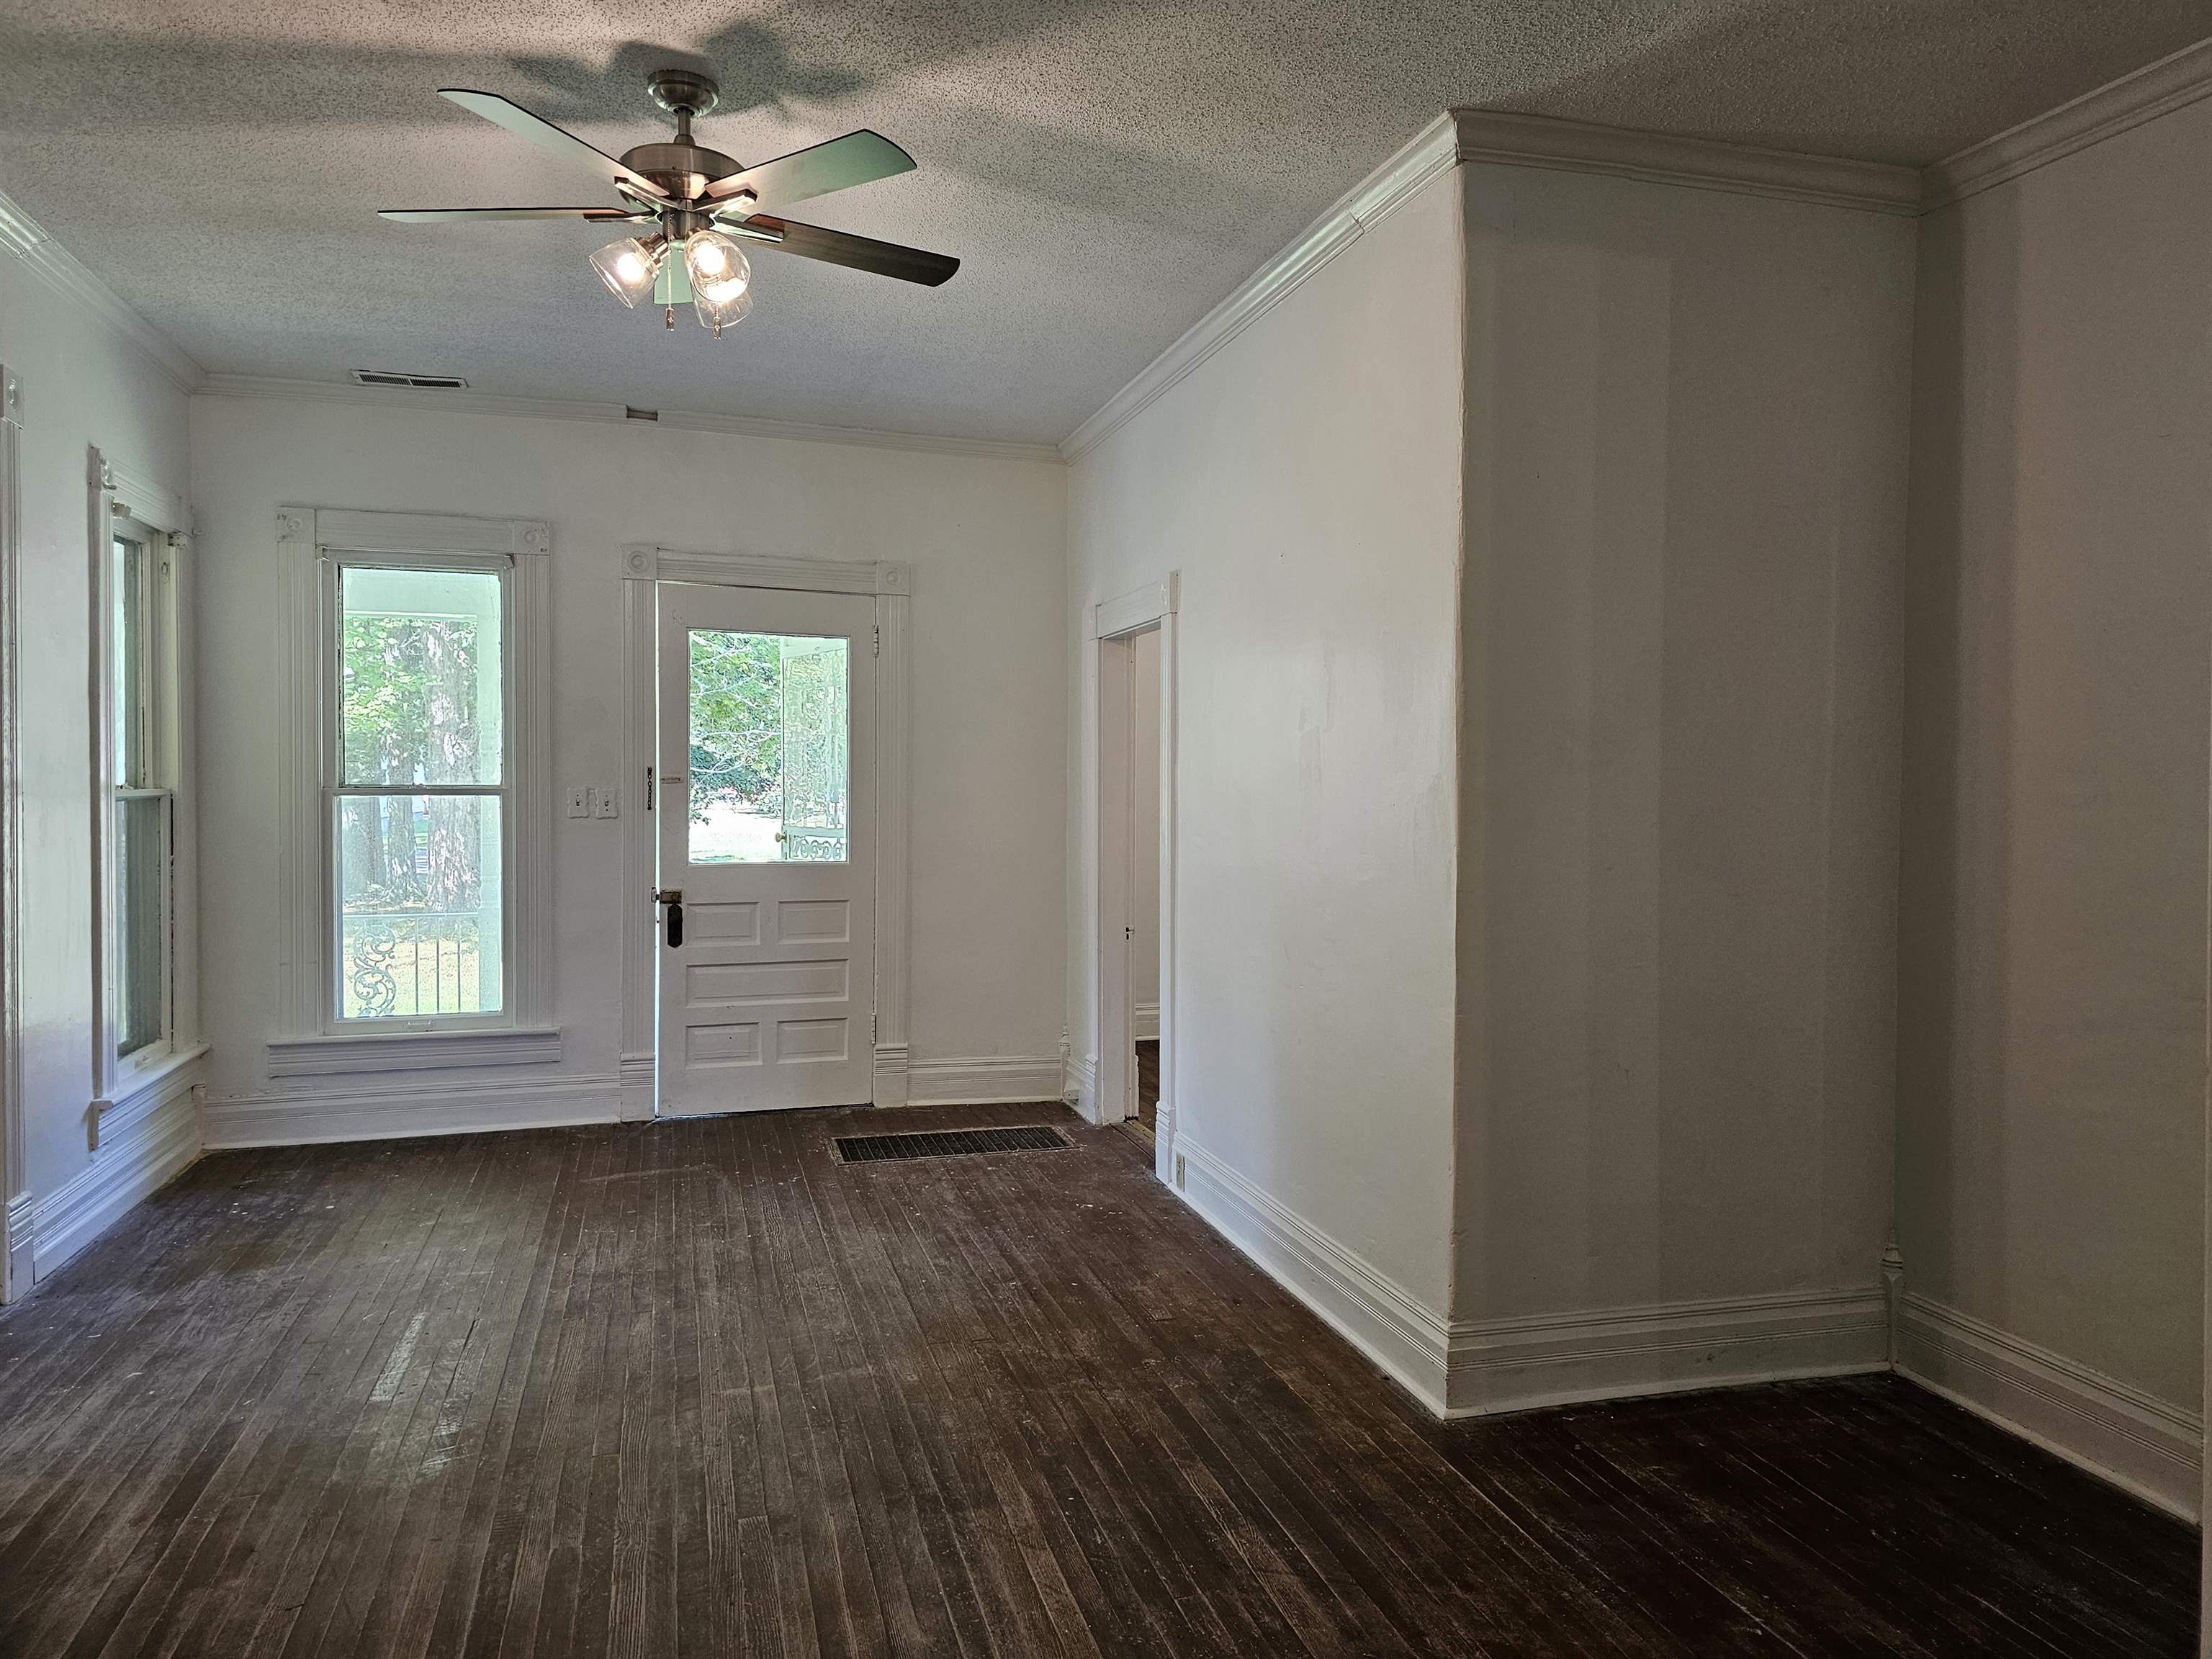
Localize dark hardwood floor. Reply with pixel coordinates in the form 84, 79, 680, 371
0, 1102, 2194, 1658
1134, 1040, 1159, 1132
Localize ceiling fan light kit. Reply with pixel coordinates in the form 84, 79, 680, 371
380, 67, 956, 341
589, 233, 665, 307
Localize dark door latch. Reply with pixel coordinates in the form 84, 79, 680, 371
657, 887, 684, 948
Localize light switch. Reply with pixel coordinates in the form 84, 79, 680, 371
567, 786, 590, 818
595, 787, 619, 819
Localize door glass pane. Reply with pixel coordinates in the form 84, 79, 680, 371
340, 565, 504, 786
336, 793, 504, 1018
687, 630, 849, 864
115, 794, 168, 1057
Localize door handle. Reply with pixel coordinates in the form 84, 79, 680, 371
657, 886, 684, 948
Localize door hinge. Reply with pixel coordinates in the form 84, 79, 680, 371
644, 765, 655, 811
871, 1014, 878, 1043
873, 624, 881, 658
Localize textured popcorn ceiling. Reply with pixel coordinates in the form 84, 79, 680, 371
3, 2, 2206, 445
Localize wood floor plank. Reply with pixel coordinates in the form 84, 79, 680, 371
33, 1152, 430, 1658
168, 1150, 477, 1659
416, 1128, 603, 1659
0, 1107, 2196, 1659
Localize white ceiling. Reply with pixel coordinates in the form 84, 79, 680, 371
4, 2, 2208, 446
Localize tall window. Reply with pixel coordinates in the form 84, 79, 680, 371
328, 561, 510, 1028
110, 525, 173, 1066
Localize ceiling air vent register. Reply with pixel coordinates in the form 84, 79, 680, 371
350, 370, 470, 389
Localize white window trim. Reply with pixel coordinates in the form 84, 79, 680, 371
2, 366, 26, 1298
268, 507, 556, 1074
89, 447, 205, 1135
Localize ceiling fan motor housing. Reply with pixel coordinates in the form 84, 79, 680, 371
624, 71, 744, 209
621, 141, 741, 203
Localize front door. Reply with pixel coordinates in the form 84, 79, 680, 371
656, 582, 876, 1114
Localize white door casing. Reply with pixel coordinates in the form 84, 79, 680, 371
1089, 574, 1179, 1185
0, 365, 24, 1300
656, 581, 877, 1114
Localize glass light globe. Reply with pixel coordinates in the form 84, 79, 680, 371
696, 284, 753, 335
685, 230, 748, 294
590, 235, 662, 307
690, 235, 754, 331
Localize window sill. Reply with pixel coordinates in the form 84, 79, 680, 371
96, 1040, 211, 1123
265, 1027, 562, 1078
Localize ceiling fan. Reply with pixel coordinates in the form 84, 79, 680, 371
380, 68, 958, 335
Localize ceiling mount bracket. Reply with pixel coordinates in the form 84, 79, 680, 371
647, 69, 720, 122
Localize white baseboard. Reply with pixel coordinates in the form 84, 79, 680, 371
1133, 1002, 1159, 1041
1172, 1136, 1453, 1412
1064, 1051, 1100, 1118
202, 1071, 621, 1148
1446, 1287, 1889, 1417
32, 1068, 202, 1280
617, 1053, 654, 1123
1895, 1292, 2203, 1520
872, 1041, 911, 1108
4, 1191, 32, 1298
906, 1055, 1064, 1107
1170, 1138, 1891, 1424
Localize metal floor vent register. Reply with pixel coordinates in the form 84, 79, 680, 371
833, 1125, 1074, 1164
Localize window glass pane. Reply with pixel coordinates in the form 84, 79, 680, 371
115, 793, 168, 1058
114, 536, 147, 789
336, 793, 504, 1018
340, 566, 504, 786
687, 630, 848, 865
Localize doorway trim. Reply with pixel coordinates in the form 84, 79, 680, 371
0, 364, 24, 1300
1089, 572, 1178, 1186
620, 544, 912, 1116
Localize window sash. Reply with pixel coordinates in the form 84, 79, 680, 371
114, 791, 172, 1063
320, 552, 517, 1033
109, 528, 175, 1073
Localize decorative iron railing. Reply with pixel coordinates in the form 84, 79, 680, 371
782, 827, 848, 862
340, 910, 495, 1018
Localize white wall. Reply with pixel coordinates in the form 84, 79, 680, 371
1130, 625, 1161, 1024
1897, 102, 2211, 1437
190, 395, 1068, 1126
1454, 165, 1917, 1339
1066, 166, 1466, 1321
0, 252, 192, 1208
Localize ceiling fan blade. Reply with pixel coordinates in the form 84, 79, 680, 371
439, 89, 670, 202
379, 207, 655, 222
703, 130, 916, 212
738, 213, 958, 286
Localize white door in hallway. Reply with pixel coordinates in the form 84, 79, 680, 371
656, 582, 876, 1114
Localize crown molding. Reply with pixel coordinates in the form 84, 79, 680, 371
1058, 107, 1920, 464
1922, 33, 2212, 210
1450, 109, 1922, 217
0, 190, 204, 396
1059, 112, 1462, 463
194, 373, 1061, 466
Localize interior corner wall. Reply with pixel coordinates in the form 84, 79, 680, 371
1064, 163, 1466, 1338
1895, 97, 2211, 1484
187, 396, 1068, 1130
1452, 161, 1917, 1398
0, 256, 192, 1208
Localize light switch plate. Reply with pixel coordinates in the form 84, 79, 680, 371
567, 786, 590, 818
595, 788, 619, 819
